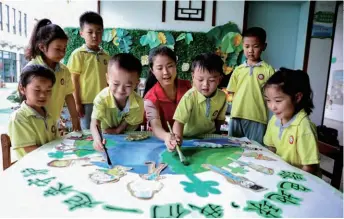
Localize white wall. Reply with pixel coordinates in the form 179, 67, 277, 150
101, 0, 244, 32
308, 1, 337, 125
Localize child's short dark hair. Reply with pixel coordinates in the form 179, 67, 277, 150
264, 68, 314, 115
243, 27, 267, 44
25, 19, 68, 60
191, 53, 224, 75
108, 53, 142, 77
19, 64, 56, 102
80, 11, 103, 29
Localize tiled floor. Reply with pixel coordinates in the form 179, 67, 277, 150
0, 84, 342, 192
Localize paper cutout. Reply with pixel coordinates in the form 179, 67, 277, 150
227, 157, 274, 175
140, 161, 167, 180
240, 145, 262, 151
228, 137, 252, 146
202, 164, 267, 192
63, 192, 103, 211
180, 174, 221, 198
127, 178, 164, 200
125, 133, 150, 141
242, 152, 276, 161
193, 142, 225, 148
47, 157, 91, 168
55, 144, 77, 152
188, 203, 224, 218
102, 204, 143, 214
226, 166, 248, 174
278, 181, 311, 192
278, 170, 306, 181
21, 168, 49, 177
244, 200, 283, 218
62, 139, 76, 146
104, 165, 132, 177
27, 177, 56, 187
89, 170, 119, 184
44, 182, 74, 197
265, 189, 302, 206
151, 203, 191, 218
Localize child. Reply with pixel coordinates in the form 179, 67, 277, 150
263, 68, 320, 175
8, 65, 58, 159
91, 53, 144, 151
67, 11, 110, 130
172, 53, 227, 145
25, 18, 80, 130
227, 27, 274, 144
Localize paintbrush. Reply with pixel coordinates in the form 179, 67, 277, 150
96, 125, 112, 166
167, 122, 189, 166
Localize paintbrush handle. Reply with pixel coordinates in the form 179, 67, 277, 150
96, 125, 112, 165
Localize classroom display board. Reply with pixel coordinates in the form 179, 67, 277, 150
0, 132, 342, 218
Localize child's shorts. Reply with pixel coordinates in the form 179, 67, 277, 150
228, 118, 267, 145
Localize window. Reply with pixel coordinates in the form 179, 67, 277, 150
0, 50, 17, 83
0, 3, 3, 31
12, 8, 16, 34
24, 13, 27, 37
5, 5, 9, 32
18, 11, 21, 36
19, 54, 28, 72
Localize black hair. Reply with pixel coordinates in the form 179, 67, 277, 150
143, 46, 177, 97
243, 27, 267, 44
263, 67, 314, 115
19, 64, 56, 102
80, 11, 104, 29
191, 53, 224, 76
25, 19, 68, 60
108, 53, 142, 77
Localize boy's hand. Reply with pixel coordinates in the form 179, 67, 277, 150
76, 103, 85, 118
103, 128, 121, 134
71, 117, 81, 131
93, 139, 106, 152
164, 133, 182, 152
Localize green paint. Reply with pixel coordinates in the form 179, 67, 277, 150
102, 204, 143, 214
332, 57, 337, 63
27, 177, 56, 187
63, 192, 103, 211
231, 202, 240, 209
278, 181, 311, 192
21, 168, 49, 177
75, 139, 117, 151
44, 182, 74, 197
228, 166, 248, 174
161, 147, 243, 174
244, 200, 282, 218
151, 203, 191, 218
48, 151, 74, 159
278, 171, 306, 181
265, 189, 302, 205
180, 174, 221, 198
188, 204, 224, 218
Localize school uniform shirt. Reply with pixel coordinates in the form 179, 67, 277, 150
27, 56, 74, 122
173, 87, 227, 137
67, 44, 110, 104
227, 61, 274, 124
8, 102, 59, 159
144, 79, 191, 131
263, 109, 320, 167
91, 87, 144, 131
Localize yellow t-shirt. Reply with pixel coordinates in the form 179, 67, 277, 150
67, 44, 110, 104
27, 56, 74, 122
173, 87, 227, 137
227, 61, 274, 124
91, 87, 144, 131
263, 109, 320, 167
8, 102, 59, 159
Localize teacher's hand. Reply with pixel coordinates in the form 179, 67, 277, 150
93, 139, 106, 152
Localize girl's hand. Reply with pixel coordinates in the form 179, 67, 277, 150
93, 139, 106, 152
76, 103, 85, 118
164, 133, 181, 152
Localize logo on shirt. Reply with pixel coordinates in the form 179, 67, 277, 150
104, 59, 108, 65
60, 78, 65, 85
258, 74, 265, 80
51, 125, 56, 135
212, 110, 219, 118
289, 135, 294, 144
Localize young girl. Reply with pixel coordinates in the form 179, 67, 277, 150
8, 65, 58, 159
25, 18, 80, 131
263, 68, 320, 175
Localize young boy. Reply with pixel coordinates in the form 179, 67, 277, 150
172, 53, 227, 144
91, 53, 144, 151
67, 11, 110, 130
227, 27, 274, 144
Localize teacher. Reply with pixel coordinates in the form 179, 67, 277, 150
143, 46, 191, 150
